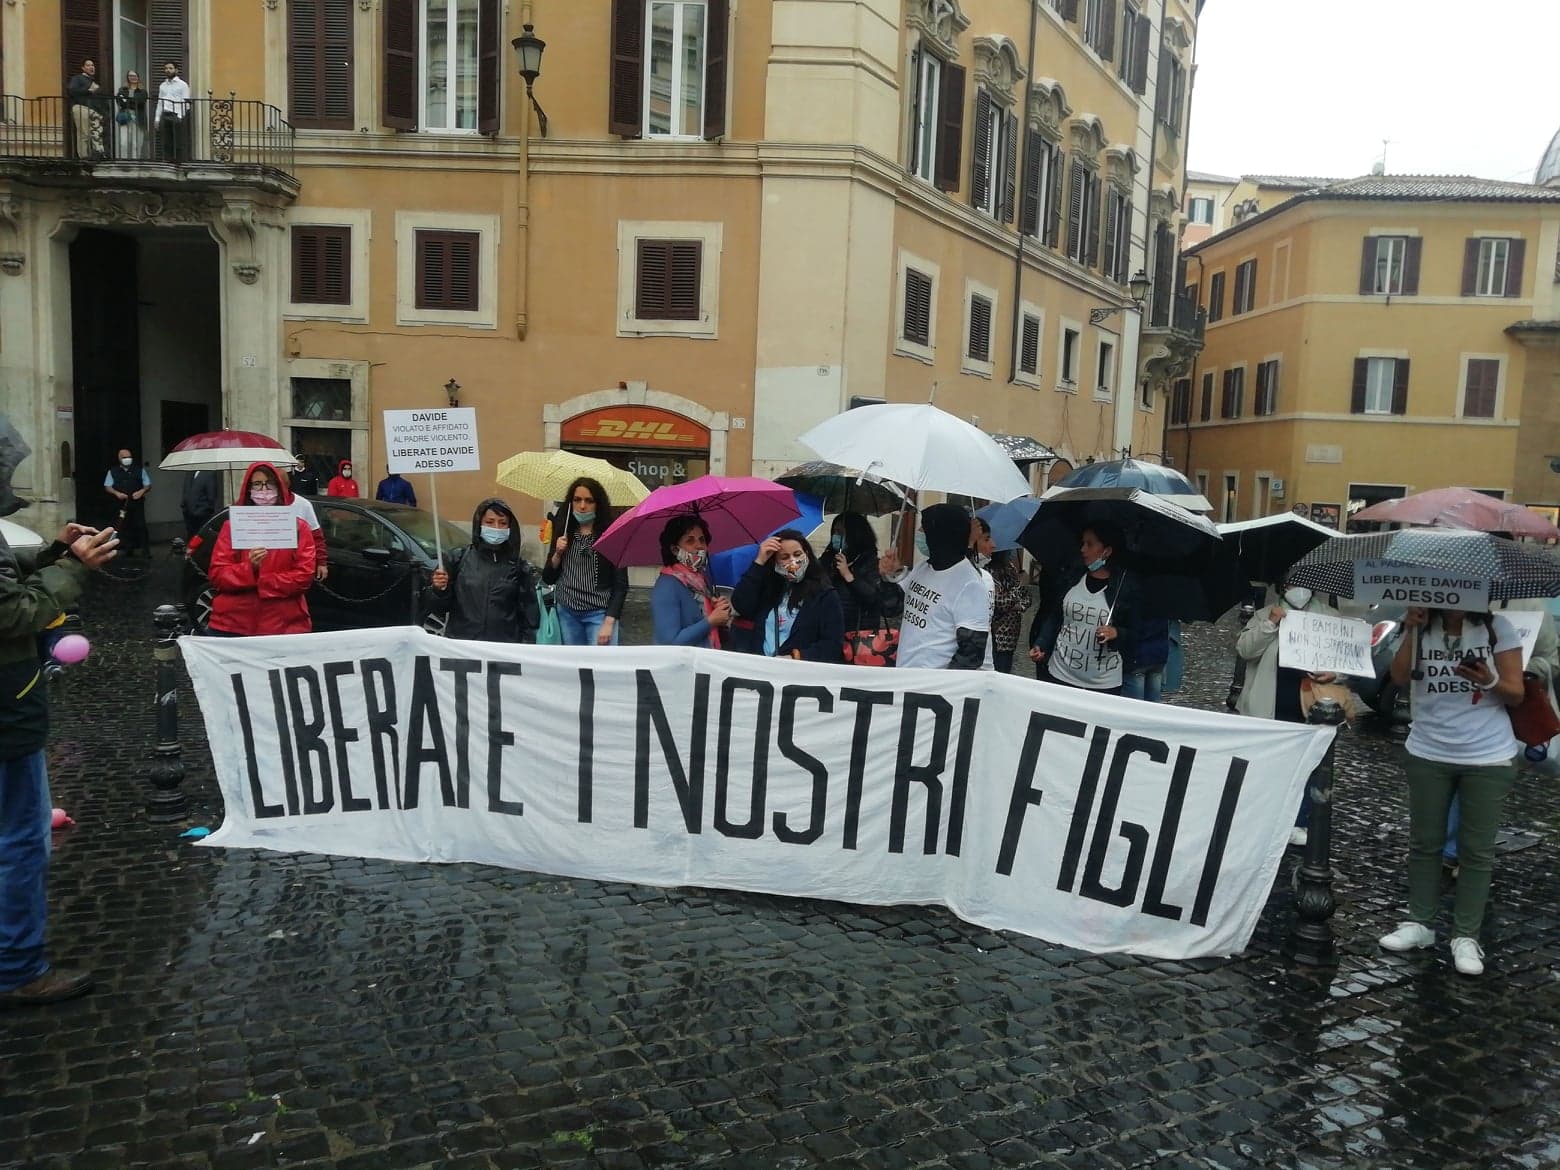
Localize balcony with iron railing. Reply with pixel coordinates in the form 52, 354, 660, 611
1149, 285, 1206, 342
0, 93, 297, 196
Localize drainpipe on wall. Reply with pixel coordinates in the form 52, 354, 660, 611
515, 0, 536, 341
1166, 5, 1202, 471
1183, 251, 1205, 473
1124, 0, 1168, 456
1006, 0, 1041, 386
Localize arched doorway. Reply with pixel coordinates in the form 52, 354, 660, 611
543, 382, 730, 490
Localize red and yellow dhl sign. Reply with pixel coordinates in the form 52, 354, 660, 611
562, 406, 710, 449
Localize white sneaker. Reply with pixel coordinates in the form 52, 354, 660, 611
1288, 827, 1309, 847
1379, 922, 1436, 952
1451, 937, 1485, 976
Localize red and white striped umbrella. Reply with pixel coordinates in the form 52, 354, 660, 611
158, 430, 289, 472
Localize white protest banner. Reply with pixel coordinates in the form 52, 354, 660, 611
180, 630, 1335, 960
1499, 610, 1546, 668
1354, 560, 1489, 612
383, 408, 481, 474
1277, 611, 1375, 679
227, 505, 300, 549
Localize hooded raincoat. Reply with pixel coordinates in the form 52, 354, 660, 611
326, 459, 360, 498
422, 498, 540, 642
206, 461, 317, 636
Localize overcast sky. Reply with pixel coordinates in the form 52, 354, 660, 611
1188, 1, 1560, 184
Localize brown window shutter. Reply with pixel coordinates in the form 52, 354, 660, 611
477, 0, 500, 134
1464, 358, 1498, 418
1102, 193, 1118, 283
1020, 314, 1040, 375
1200, 372, 1213, 421
290, 0, 354, 130
382, 0, 417, 130
1086, 176, 1101, 268
1046, 147, 1064, 246
1207, 271, 1224, 322
1460, 238, 1480, 296
1098, 0, 1116, 61
1154, 49, 1168, 121
609, 0, 645, 136
1131, 14, 1150, 94
1401, 237, 1422, 296
1061, 0, 1079, 20
1019, 129, 1042, 236
968, 295, 991, 362
999, 111, 1018, 224
1350, 358, 1368, 413
934, 63, 965, 193
635, 240, 668, 319
416, 230, 480, 311
1358, 237, 1377, 295
61, 0, 109, 87
1066, 161, 1085, 260
1504, 239, 1525, 297
1391, 358, 1409, 415
702, 0, 729, 139
903, 269, 933, 345
289, 0, 321, 123
667, 241, 701, 320
148, 0, 188, 86
292, 226, 352, 305
969, 88, 992, 209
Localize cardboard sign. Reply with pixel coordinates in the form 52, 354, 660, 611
384, 408, 481, 474
227, 505, 299, 549
1277, 611, 1375, 679
1353, 561, 1490, 612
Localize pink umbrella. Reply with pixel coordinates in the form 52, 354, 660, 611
158, 430, 288, 472
1353, 487, 1559, 541
594, 475, 802, 567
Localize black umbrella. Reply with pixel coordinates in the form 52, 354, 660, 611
1287, 528, 1560, 602
774, 460, 909, 516
1019, 487, 1246, 620
0, 415, 32, 518
1217, 512, 1337, 585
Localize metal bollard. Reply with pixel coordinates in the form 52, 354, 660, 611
1289, 695, 1347, 966
146, 604, 188, 823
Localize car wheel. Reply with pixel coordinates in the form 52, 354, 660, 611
1372, 677, 1402, 719
188, 585, 215, 635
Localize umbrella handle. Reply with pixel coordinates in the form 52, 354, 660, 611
1410, 621, 1423, 681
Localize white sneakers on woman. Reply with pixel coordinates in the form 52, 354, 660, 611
1378, 923, 1486, 975
1450, 937, 1485, 976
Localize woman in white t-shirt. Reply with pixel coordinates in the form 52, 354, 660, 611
1378, 606, 1524, 976
1028, 524, 1139, 694
892, 503, 993, 671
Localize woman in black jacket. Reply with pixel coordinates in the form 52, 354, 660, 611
422, 498, 540, 642
540, 476, 630, 645
730, 529, 844, 662
822, 510, 902, 633
1028, 523, 1139, 693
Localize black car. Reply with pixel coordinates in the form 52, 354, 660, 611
182, 497, 469, 633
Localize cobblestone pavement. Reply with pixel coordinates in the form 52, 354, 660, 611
3, 555, 1557, 1170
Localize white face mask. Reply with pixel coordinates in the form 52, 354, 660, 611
973, 552, 992, 570
1284, 586, 1314, 610
341, 467, 353, 478
120, 457, 134, 467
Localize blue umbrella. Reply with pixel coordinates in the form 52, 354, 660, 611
1051, 458, 1211, 510
975, 498, 1040, 552
710, 491, 826, 587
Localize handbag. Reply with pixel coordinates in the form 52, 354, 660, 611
1508, 673, 1560, 748
843, 622, 898, 667
534, 585, 563, 646
115, 109, 132, 125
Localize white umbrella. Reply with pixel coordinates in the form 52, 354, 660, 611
797, 404, 1032, 502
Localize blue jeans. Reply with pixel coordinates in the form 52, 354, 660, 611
1121, 667, 1164, 703
557, 606, 619, 647
0, 751, 51, 991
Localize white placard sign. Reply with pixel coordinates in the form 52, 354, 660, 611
1353, 561, 1490, 612
384, 408, 481, 474
227, 505, 300, 549
180, 630, 1336, 960
1277, 611, 1375, 679
1499, 610, 1546, 668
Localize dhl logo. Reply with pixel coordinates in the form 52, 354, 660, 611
577, 420, 699, 443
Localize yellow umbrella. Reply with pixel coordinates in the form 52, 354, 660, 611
495, 449, 651, 506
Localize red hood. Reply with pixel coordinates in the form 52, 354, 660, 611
335, 460, 353, 476
239, 460, 294, 506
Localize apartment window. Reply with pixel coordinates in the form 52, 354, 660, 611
421, 0, 497, 132
1061, 327, 1080, 386
1187, 197, 1213, 225
607, 0, 731, 140
1169, 377, 1191, 425
1020, 132, 1064, 247
1155, 52, 1186, 134
1222, 473, 1237, 524
1220, 368, 1244, 418
909, 44, 941, 183
1018, 312, 1042, 379
1199, 371, 1214, 421
970, 91, 1017, 222
1463, 358, 1500, 419
1102, 189, 1132, 284
1463, 237, 1524, 298
1118, 5, 1150, 93
1066, 160, 1101, 267
1095, 338, 1116, 398
1361, 235, 1421, 296
1140, 375, 1153, 410
289, 0, 354, 129
1232, 259, 1257, 314
415, 229, 479, 311
292, 377, 353, 422
617, 219, 721, 338
1255, 359, 1280, 416
964, 288, 994, 370
1352, 357, 1409, 416
903, 267, 934, 347
1206, 271, 1225, 322
635, 239, 702, 321
1082, 0, 1115, 60
291, 226, 352, 305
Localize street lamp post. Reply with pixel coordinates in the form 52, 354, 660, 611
511, 24, 549, 137
1290, 695, 1347, 966
146, 604, 188, 823
1088, 270, 1152, 326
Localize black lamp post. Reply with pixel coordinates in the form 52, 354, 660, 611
511, 24, 549, 137
1089, 270, 1152, 326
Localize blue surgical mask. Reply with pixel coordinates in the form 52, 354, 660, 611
914, 532, 930, 558
480, 526, 509, 546
571, 509, 596, 525
1086, 556, 1108, 572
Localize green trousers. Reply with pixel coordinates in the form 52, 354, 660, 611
1403, 754, 1516, 938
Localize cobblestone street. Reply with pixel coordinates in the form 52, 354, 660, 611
2, 554, 1557, 1170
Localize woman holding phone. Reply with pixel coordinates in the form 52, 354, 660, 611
822, 511, 902, 634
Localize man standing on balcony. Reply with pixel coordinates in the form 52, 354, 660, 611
154, 61, 191, 164
66, 60, 105, 160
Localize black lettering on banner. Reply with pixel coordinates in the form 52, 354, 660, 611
838, 688, 895, 850
486, 661, 524, 816
267, 669, 302, 816
996, 711, 1086, 876
715, 678, 774, 840
439, 657, 482, 808
1057, 727, 1113, 892
284, 665, 334, 815
323, 661, 368, 812
1141, 745, 1194, 920
577, 669, 595, 823
634, 670, 709, 832
234, 673, 283, 818
944, 698, 980, 856
361, 658, 401, 809
890, 693, 951, 855
1191, 756, 1248, 927
774, 685, 833, 846
1079, 734, 1166, 908
404, 655, 455, 809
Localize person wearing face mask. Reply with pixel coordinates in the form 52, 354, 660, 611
1029, 524, 1139, 692
1234, 576, 1343, 846
205, 462, 316, 636
422, 498, 539, 643
971, 518, 1026, 674
326, 459, 360, 498
651, 515, 731, 647
822, 510, 903, 634
541, 477, 629, 646
103, 448, 152, 557
728, 530, 844, 662
894, 504, 992, 671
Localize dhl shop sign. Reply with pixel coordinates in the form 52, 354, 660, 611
562, 407, 710, 450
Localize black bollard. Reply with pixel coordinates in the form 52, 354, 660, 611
1290, 695, 1347, 966
146, 603, 188, 823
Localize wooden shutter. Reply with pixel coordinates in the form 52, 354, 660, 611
61, 0, 109, 87
1199, 372, 1212, 421
934, 64, 965, 193
1066, 160, 1085, 260
1460, 238, 1480, 296
1207, 271, 1224, 322
1350, 358, 1368, 413
1060, 0, 1079, 19
609, 0, 644, 136
1085, 174, 1102, 269
1046, 146, 1064, 246
1358, 237, 1377, 295
477, 0, 500, 133
1402, 237, 1422, 296
635, 239, 701, 321
1020, 314, 1040, 375
290, 0, 353, 130
1131, 14, 1150, 94
969, 88, 992, 209
1019, 129, 1043, 236
416, 230, 480, 312
1504, 239, 1525, 297
703, 0, 729, 139
292, 226, 352, 305
1464, 358, 1498, 418
903, 268, 932, 345
149, 0, 188, 84
1391, 359, 1409, 415
968, 295, 991, 362
1154, 49, 1168, 121
1102, 193, 1118, 283
1098, 0, 1116, 61
998, 112, 1018, 224
382, 0, 417, 130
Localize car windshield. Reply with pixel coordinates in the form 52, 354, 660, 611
391, 509, 471, 560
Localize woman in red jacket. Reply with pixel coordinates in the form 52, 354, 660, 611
325, 459, 360, 498
206, 461, 317, 636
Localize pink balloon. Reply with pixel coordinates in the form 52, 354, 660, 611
51, 808, 74, 829
52, 634, 90, 664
